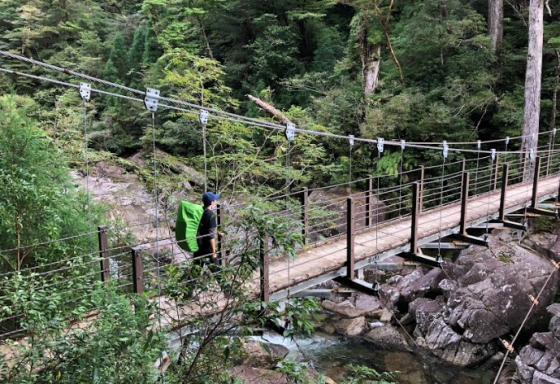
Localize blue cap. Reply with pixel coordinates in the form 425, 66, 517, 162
202, 191, 220, 206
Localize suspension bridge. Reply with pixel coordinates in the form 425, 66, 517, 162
1, 51, 560, 341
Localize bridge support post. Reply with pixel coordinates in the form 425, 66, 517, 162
497, 164, 526, 230
131, 247, 144, 294
459, 172, 469, 236
217, 204, 227, 267
452, 172, 489, 246
98, 226, 110, 283
410, 182, 419, 254
365, 175, 373, 226
527, 156, 557, 217
300, 187, 309, 245
398, 182, 446, 267
419, 166, 425, 213
499, 164, 508, 222
547, 142, 552, 176
346, 197, 355, 280
531, 156, 541, 209
259, 236, 270, 302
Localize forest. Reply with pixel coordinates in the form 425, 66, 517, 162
1, 0, 560, 383
1, 0, 559, 188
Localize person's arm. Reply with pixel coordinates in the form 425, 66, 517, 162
208, 213, 218, 259
210, 238, 217, 259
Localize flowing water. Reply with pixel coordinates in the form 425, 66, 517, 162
255, 331, 499, 383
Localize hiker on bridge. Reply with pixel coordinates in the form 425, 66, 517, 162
193, 191, 223, 274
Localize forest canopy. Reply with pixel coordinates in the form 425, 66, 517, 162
0, 0, 558, 188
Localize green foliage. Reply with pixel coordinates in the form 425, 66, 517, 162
276, 360, 309, 384
0, 95, 103, 271
0, 283, 165, 383
343, 364, 400, 384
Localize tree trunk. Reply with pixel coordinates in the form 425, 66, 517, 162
363, 44, 381, 94
196, 15, 214, 59
489, 0, 504, 52
522, 0, 544, 181
247, 95, 293, 125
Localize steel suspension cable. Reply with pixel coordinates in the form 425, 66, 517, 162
399, 141, 405, 216
437, 142, 449, 263
474, 140, 481, 194
151, 112, 163, 332
81, 96, 95, 253
492, 264, 558, 384
0, 63, 538, 156
485, 150, 497, 234
374, 139, 384, 290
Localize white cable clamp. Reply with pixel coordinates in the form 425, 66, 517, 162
491, 149, 496, 161
144, 88, 160, 112
401, 140, 406, 150
437, 256, 443, 264
529, 148, 535, 160
349, 135, 355, 147
285, 122, 295, 141
477, 140, 481, 150
200, 110, 209, 125
505, 136, 510, 146
443, 141, 449, 159
377, 138, 384, 153
553, 128, 557, 137
79, 83, 91, 102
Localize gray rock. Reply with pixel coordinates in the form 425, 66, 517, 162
378, 285, 401, 309
386, 274, 403, 285
335, 317, 366, 336
409, 298, 444, 335
354, 293, 383, 313
380, 309, 393, 323
515, 332, 560, 382
322, 299, 380, 318
364, 326, 409, 350
438, 278, 458, 299
532, 371, 560, 384
402, 268, 444, 301
321, 300, 363, 318
421, 318, 496, 366
396, 269, 424, 292
237, 340, 289, 369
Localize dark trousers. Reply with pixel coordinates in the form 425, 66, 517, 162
193, 249, 223, 282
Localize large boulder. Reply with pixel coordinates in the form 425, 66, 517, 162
401, 268, 444, 301
377, 229, 558, 367
514, 304, 560, 383
322, 299, 380, 318
364, 325, 409, 350
236, 340, 290, 369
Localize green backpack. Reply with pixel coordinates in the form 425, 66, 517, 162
175, 201, 204, 252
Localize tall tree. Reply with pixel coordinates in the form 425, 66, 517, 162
522, 0, 544, 179
488, 0, 503, 52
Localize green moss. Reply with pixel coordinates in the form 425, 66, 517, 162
498, 252, 512, 264
533, 216, 559, 234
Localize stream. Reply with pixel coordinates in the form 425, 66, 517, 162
255, 331, 499, 383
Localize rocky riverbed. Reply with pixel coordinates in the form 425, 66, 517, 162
310, 228, 560, 383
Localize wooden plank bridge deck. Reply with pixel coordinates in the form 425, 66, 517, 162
266, 174, 560, 300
